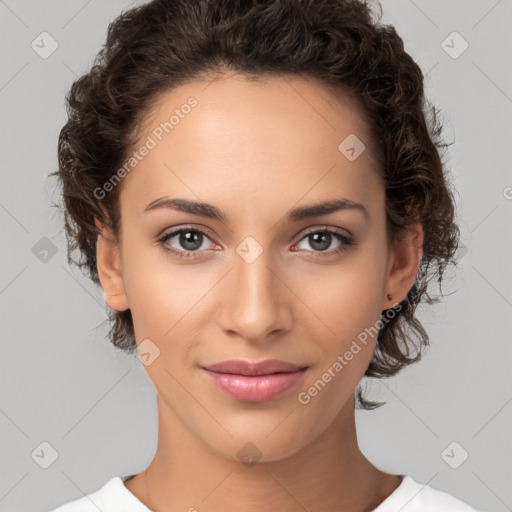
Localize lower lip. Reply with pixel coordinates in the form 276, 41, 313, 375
203, 368, 308, 402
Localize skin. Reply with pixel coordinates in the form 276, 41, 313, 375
95, 72, 423, 511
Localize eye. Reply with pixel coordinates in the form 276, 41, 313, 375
157, 226, 217, 259
292, 227, 354, 257
157, 225, 355, 260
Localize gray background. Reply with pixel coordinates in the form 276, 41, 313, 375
1, 0, 511, 510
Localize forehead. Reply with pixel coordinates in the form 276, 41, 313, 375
119, 73, 383, 222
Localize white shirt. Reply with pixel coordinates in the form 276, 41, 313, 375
47, 474, 482, 511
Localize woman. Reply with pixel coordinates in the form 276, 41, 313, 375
48, 0, 480, 510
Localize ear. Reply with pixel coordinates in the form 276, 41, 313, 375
94, 215, 130, 312
382, 223, 424, 309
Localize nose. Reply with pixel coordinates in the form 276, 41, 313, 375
217, 246, 293, 344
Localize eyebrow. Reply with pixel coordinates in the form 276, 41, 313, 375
144, 196, 369, 223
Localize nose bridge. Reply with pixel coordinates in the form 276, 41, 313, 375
219, 239, 288, 340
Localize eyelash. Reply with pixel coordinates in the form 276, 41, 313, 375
157, 225, 355, 260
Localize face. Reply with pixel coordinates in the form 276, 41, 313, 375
96, 73, 422, 463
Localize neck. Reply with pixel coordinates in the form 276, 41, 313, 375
126, 393, 400, 512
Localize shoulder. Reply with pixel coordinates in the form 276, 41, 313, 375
46, 476, 149, 512
373, 475, 482, 512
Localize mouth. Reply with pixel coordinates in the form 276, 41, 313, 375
201, 359, 309, 402
202, 358, 308, 376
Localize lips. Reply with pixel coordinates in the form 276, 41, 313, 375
202, 359, 308, 376
201, 359, 309, 402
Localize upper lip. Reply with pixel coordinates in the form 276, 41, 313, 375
202, 359, 308, 376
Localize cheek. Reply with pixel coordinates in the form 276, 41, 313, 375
126, 268, 196, 341
292, 252, 385, 344
288, 252, 386, 405
122, 244, 217, 363
295, 271, 383, 415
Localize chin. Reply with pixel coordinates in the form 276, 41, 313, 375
202, 423, 312, 466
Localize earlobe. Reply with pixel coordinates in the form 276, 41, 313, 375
94, 216, 130, 312
383, 224, 424, 309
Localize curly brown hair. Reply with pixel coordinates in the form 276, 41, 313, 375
49, 0, 460, 410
